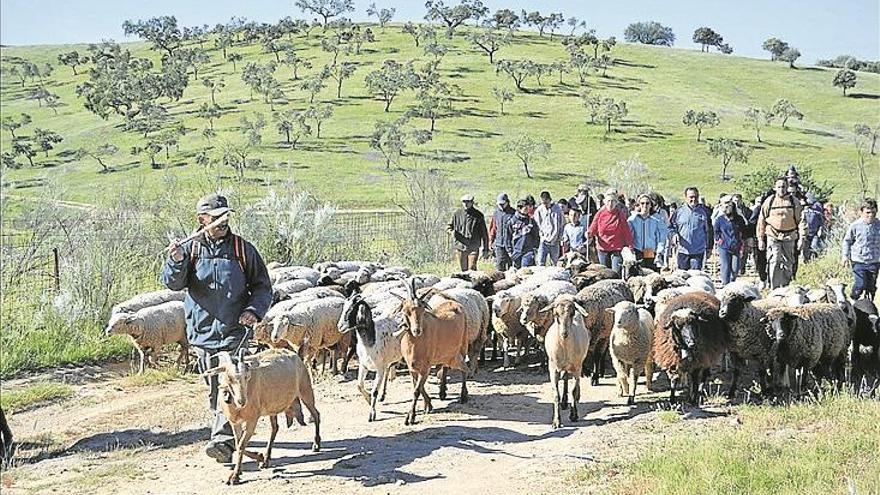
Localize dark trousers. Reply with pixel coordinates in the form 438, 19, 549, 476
852, 262, 880, 300
194, 343, 246, 442
494, 246, 512, 271
454, 249, 479, 271
512, 250, 536, 268
801, 235, 816, 263
676, 252, 705, 271
718, 248, 740, 286
755, 246, 768, 282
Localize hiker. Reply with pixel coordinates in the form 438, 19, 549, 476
628, 194, 666, 271
714, 200, 746, 285
842, 198, 880, 300
802, 194, 826, 263
509, 198, 540, 268
162, 193, 272, 464
534, 191, 565, 266
757, 177, 807, 289
571, 184, 598, 228
669, 187, 713, 271
587, 188, 634, 274
488, 193, 516, 271
561, 208, 587, 256
447, 194, 490, 271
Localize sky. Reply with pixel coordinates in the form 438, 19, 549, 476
0, 0, 877, 63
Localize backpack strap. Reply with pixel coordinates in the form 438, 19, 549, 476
232, 234, 247, 274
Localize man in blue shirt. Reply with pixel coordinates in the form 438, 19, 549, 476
162, 194, 272, 464
842, 198, 880, 300
669, 187, 713, 270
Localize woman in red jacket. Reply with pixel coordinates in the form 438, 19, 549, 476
587, 188, 635, 274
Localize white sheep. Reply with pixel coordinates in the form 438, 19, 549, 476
271, 297, 349, 374
686, 275, 716, 294
272, 278, 315, 300
110, 289, 185, 315
105, 301, 188, 373
606, 301, 654, 404
542, 295, 591, 429
254, 287, 342, 345
270, 266, 321, 285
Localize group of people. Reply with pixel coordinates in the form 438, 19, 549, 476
160, 181, 878, 465
447, 166, 879, 301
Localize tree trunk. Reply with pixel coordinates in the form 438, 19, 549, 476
500, 102, 504, 115
96, 157, 108, 171
606, 120, 611, 134
384, 99, 391, 112
489, 51, 494, 64
285, 130, 291, 143
72, 66, 78, 76
26, 156, 34, 167
211, 91, 216, 105
165, 147, 170, 160
871, 136, 877, 155
430, 116, 436, 133
150, 156, 157, 169
782, 116, 788, 128
316, 122, 322, 139
522, 159, 531, 178
697, 128, 702, 142
337, 80, 343, 98
274, 52, 280, 63
222, 47, 227, 59
9, 130, 15, 139
756, 129, 762, 142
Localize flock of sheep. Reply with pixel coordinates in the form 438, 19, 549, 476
104, 255, 880, 484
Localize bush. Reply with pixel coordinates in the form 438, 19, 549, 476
392, 166, 453, 267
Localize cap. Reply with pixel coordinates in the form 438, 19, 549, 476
577, 183, 588, 192
516, 198, 528, 208
496, 193, 509, 204
604, 188, 618, 198
196, 193, 233, 216
461, 194, 475, 202
720, 195, 734, 204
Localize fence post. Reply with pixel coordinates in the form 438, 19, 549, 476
52, 247, 60, 292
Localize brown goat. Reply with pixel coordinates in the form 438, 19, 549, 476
395, 281, 470, 425
203, 348, 321, 485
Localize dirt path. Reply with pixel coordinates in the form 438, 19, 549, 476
1, 360, 730, 495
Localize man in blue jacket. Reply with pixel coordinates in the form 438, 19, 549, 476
669, 187, 713, 270
162, 193, 272, 464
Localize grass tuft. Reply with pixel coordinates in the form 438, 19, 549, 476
0, 382, 74, 413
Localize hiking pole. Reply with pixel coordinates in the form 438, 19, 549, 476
160, 212, 230, 255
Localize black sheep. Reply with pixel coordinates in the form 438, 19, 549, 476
852, 298, 880, 392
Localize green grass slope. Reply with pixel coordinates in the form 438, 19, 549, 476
1, 25, 878, 209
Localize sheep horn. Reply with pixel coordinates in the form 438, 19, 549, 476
408, 277, 419, 299
237, 347, 248, 373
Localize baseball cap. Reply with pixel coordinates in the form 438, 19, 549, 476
461, 194, 475, 202
496, 193, 509, 204
577, 183, 588, 192
196, 193, 233, 216
604, 187, 618, 198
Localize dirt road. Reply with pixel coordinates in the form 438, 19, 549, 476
1, 360, 729, 495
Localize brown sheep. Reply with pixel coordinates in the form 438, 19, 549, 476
653, 292, 730, 404
394, 281, 470, 426
575, 280, 634, 386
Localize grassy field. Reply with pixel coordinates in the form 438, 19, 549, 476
1, 24, 878, 212
571, 391, 880, 495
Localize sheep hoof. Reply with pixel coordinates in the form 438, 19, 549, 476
312, 441, 320, 452
439, 391, 447, 401
551, 421, 561, 429
590, 377, 599, 387
368, 412, 376, 422
259, 458, 270, 469
458, 394, 468, 404
226, 474, 240, 485
627, 397, 635, 406
568, 411, 578, 422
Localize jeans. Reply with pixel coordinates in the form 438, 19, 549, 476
537, 241, 560, 266
851, 261, 879, 300
718, 248, 740, 286
676, 252, 705, 271
801, 235, 816, 263
455, 249, 479, 271
598, 250, 622, 274
767, 237, 797, 289
513, 250, 536, 268
494, 246, 513, 271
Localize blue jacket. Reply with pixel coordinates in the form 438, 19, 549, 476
628, 213, 666, 255
670, 204, 713, 254
713, 214, 744, 252
161, 229, 272, 350
508, 212, 540, 258
803, 204, 825, 237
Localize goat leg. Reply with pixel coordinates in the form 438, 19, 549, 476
406, 372, 428, 425
438, 366, 448, 401
379, 364, 394, 402
560, 375, 569, 410
459, 367, 468, 404
369, 367, 385, 422
228, 421, 258, 485
628, 364, 638, 406
357, 365, 371, 404
300, 388, 321, 451
261, 415, 278, 469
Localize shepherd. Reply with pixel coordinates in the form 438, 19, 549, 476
161, 193, 272, 464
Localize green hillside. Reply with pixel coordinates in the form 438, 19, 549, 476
1, 25, 878, 210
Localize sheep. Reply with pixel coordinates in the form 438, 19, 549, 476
653, 292, 730, 404
541, 295, 592, 428
575, 279, 635, 386
519, 281, 578, 340
110, 289, 185, 315
826, 279, 857, 331
432, 277, 474, 291
202, 348, 320, 485
762, 303, 850, 395
717, 283, 782, 397
570, 267, 618, 290
394, 280, 470, 425
105, 301, 188, 373
0, 406, 11, 461
337, 293, 403, 421
272, 278, 316, 302
424, 287, 490, 396
491, 282, 541, 369
271, 297, 349, 375
685, 275, 715, 295
253, 287, 342, 345
852, 299, 880, 391
646, 286, 701, 319
767, 285, 809, 306
606, 301, 654, 404
270, 266, 321, 285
